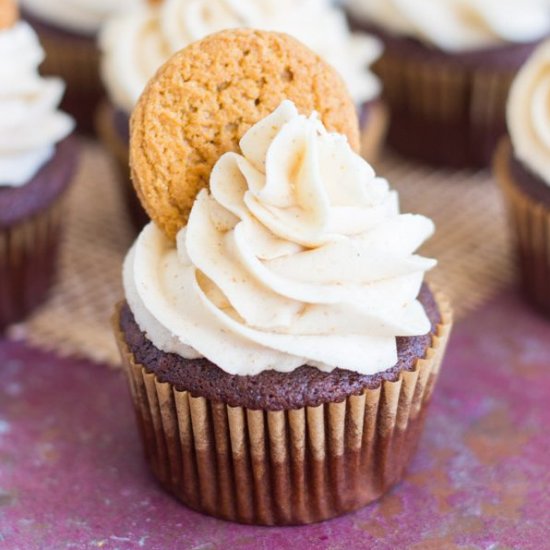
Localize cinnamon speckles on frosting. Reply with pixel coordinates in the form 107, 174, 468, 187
124, 101, 436, 376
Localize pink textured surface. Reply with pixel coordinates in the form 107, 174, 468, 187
1, 291, 549, 550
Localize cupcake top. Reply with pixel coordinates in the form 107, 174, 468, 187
100, 0, 382, 113
125, 99, 436, 376
21, 0, 143, 35
508, 39, 550, 186
346, 0, 550, 52
0, 19, 74, 187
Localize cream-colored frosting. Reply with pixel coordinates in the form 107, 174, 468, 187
124, 101, 436, 376
21, 0, 143, 35
0, 22, 74, 187
100, 0, 382, 113
508, 39, 550, 185
346, 0, 550, 52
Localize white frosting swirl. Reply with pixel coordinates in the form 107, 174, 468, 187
0, 22, 74, 187
345, 0, 550, 52
100, 0, 382, 113
508, 39, 550, 186
124, 101, 436, 376
21, 0, 143, 35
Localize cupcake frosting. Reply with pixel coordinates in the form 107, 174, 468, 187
0, 22, 74, 187
508, 40, 550, 186
346, 0, 550, 52
124, 101, 436, 376
21, 0, 143, 35
101, 0, 382, 113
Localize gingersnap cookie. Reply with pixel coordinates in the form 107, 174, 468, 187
0, 0, 18, 30
130, 29, 360, 240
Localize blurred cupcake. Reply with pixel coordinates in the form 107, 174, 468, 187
346, 0, 550, 167
0, 1, 78, 329
20, 0, 143, 133
494, 40, 550, 315
97, 0, 385, 229
113, 30, 452, 525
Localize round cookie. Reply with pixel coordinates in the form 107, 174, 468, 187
130, 28, 360, 241
0, 0, 18, 30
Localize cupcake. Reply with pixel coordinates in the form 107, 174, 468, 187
494, 40, 550, 316
113, 29, 452, 525
345, 0, 550, 167
97, 0, 386, 229
0, 1, 78, 330
20, 0, 143, 133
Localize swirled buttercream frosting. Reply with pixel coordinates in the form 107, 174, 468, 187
346, 0, 550, 52
101, 0, 382, 112
124, 101, 437, 376
0, 22, 74, 187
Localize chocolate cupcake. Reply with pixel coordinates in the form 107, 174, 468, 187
0, 5, 78, 329
113, 30, 453, 525
97, 0, 386, 230
20, 0, 142, 133
346, 0, 550, 167
494, 40, 550, 316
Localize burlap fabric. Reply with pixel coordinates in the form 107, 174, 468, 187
6, 139, 514, 366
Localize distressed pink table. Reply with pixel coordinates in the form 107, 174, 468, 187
1, 290, 549, 550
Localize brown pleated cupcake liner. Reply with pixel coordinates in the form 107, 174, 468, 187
375, 53, 516, 167
113, 291, 452, 525
31, 23, 103, 133
494, 138, 550, 315
96, 101, 148, 230
0, 201, 65, 330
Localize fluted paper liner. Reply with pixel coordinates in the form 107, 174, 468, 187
113, 292, 452, 525
494, 138, 550, 315
375, 52, 515, 166
0, 201, 65, 329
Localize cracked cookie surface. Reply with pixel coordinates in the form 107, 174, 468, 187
130, 29, 359, 240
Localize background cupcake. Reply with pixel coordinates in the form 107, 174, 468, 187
114, 29, 452, 525
20, 0, 143, 133
495, 40, 550, 316
346, 0, 550, 167
0, 0, 78, 329
97, 0, 385, 228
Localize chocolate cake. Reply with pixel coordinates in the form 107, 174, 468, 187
119, 284, 440, 411
0, 137, 79, 329
0, 136, 78, 227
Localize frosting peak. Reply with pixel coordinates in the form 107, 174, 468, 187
508, 40, 550, 185
346, 0, 550, 52
101, 0, 382, 112
0, 22, 74, 187
124, 101, 436, 376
